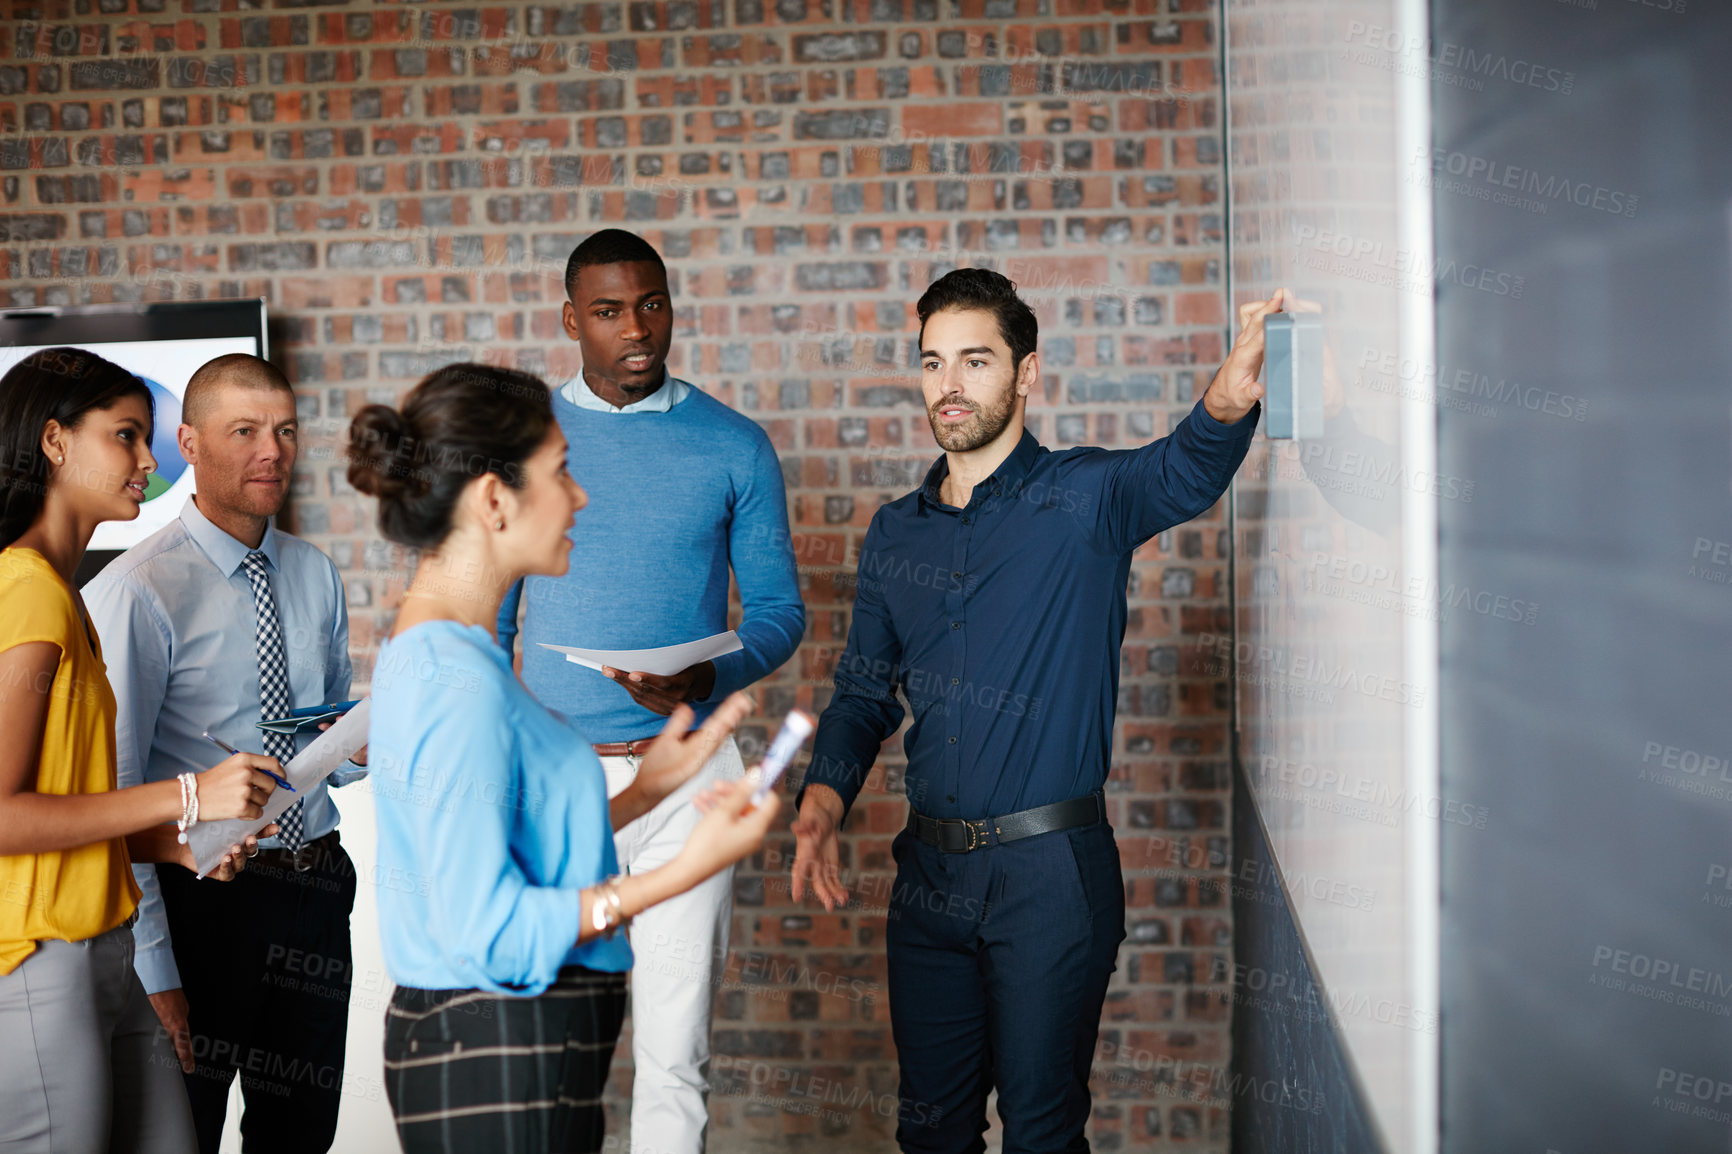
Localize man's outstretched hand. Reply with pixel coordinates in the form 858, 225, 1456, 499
790, 783, 849, 912
1202, 288, 1289, 424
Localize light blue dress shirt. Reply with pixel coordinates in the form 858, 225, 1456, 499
369, 620, 630, 993
560, 367, 689, 413
84, 497, 360, 995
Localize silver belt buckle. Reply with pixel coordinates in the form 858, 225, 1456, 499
292, 843, 313, 872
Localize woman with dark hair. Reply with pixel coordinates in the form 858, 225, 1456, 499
0, 347, 285, 1154
350, 363, 780, 1154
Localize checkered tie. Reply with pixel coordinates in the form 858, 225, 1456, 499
242, 551, 303, 853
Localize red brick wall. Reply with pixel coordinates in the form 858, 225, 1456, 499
0, 3, 1230, 1149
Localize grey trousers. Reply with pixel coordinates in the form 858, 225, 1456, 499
0, 920, 196, 1154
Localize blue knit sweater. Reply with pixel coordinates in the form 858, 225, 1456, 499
498, 380, 805, 743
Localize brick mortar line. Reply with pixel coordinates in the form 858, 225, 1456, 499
8, 47, 1220, 61
8, 113, 1221, 199
6, 104, 1222, 125
5, 135, 1218, 171
13, 179, 1221, 213
6, 48, 1218, 76
3, 251, 1216, 261
2, 58, 1221, 93
11, 152, 1215, 173
6, 19, 1217, 44
12, 187, 1219, 220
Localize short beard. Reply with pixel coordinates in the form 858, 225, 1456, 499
221, 480, 287, 520
927, 382, 1017, 453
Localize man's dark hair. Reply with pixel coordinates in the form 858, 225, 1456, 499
916, 267, 1039, 372
564, 229, 667, 301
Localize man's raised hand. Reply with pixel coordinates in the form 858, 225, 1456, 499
1202, 288, 1289, 424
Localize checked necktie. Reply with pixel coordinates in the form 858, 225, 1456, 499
242, 551, 303, 854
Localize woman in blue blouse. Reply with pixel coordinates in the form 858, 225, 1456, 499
348, 364, 780, 1154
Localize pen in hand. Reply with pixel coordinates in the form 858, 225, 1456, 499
201, 731, 296, 793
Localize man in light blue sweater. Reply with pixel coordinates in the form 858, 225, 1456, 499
498, 229, 804, 1154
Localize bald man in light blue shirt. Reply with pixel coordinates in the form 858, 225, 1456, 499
85, 355, 363, 1154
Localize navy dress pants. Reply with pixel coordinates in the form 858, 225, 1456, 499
157, 838, 357, 1154
886, 817, 1127, 1154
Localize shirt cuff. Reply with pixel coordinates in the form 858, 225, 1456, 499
134, 944, 183, 996
795, 760, 862, 829
702, 650, 747, 703
330, 763, 369, 787
1190, 396, 1261, 435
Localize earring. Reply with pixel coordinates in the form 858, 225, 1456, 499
495, 518, 505, 531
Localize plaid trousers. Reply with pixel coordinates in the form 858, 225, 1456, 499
384, 967, 629, 1154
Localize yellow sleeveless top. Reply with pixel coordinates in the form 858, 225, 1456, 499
0, 547, 139, 974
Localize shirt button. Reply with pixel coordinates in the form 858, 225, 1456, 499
962, 517, 971, 525
948, 737, 957, 744
951, 622, 961, 630
947, 795, 957, 802
952, 571, 962, 580
951, 677, 960, 685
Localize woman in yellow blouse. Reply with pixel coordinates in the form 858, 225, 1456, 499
0, 348, 284, 1154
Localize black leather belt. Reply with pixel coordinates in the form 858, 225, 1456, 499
906, 791, 1105, 854
251, 829, 341, 875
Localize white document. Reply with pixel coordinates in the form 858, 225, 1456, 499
537, 630, 743, 678
189, 698, 371, 877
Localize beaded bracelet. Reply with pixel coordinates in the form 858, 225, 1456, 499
175, 771, 199, 844
590, 875, 625, 938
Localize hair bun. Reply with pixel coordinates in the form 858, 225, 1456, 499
347, 404, 427, 500
347, 364, 554, 551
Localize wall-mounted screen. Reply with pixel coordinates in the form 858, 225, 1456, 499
0, 301, 267, 554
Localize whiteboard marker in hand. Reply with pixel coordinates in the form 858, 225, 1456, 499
752, 709, 816, 805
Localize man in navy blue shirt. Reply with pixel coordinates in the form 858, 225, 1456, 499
792, 269, 1284, 1153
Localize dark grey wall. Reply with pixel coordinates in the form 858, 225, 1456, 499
1432, 2, 1732, 1151
1230, 757, 1385, 1154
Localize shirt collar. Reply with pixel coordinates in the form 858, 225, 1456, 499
560, 368, 689, 414
919, 430, 1042, 510
180, 495, 280, 577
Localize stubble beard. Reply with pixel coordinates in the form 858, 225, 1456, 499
928, 384, 1017, 453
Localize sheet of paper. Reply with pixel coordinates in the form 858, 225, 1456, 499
189, 698, 371, 877
537, 630, 743, 678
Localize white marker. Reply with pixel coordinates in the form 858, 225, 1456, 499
752, 709, 816, 804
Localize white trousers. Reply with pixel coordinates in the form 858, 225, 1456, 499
603, 735, 743, 1154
